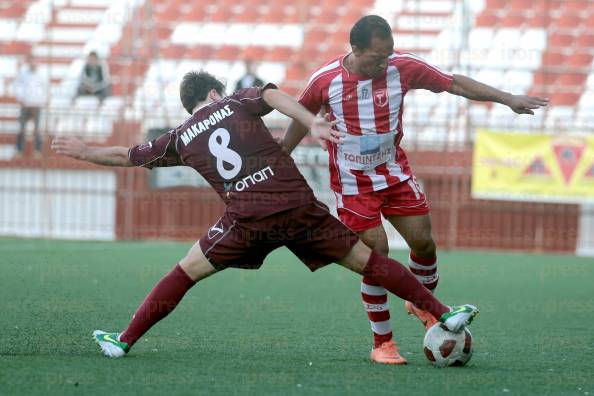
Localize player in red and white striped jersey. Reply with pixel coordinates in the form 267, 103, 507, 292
283, 15, 548, 364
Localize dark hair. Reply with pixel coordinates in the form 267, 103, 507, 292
350, 15, 393, 50
180, 71, 225, 114
88, 51, 98, 58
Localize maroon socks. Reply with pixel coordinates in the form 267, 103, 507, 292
363, 251, 449, 320
120, 264, 195, 347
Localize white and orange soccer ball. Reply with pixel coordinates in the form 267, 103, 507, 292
423, 323, 473, 367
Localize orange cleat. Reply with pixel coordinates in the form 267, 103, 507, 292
405, 301, 438, 330
370, 340, 408, 365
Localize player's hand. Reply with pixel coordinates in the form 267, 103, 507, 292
310, 114, 343, 151
51, 136, 88, 160
505, 94, 549, 115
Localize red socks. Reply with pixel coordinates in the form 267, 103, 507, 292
361, 276, 393, 348
120, 264, 195, 347
363, 251, 449, 320
409, 252, 439, 292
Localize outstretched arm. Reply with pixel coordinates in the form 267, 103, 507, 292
448, 74, 549, 115
52, 136, 132, 167
262, 88, 341, 150
282, 120, 309, 154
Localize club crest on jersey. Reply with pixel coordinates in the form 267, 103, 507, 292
374, 89, 388, 107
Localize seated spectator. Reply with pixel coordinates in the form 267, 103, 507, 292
234, 61, 264, 91
76, 51, 111, 103
13, 55, 47, 158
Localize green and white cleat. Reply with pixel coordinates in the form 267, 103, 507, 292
439, 304, 479, 333
92, 330, 129, 358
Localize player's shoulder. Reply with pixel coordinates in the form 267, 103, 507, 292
305, 55, 344, 87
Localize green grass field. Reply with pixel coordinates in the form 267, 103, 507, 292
1, 239, 593, 396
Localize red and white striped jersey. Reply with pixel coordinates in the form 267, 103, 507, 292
299, 51, 453, 195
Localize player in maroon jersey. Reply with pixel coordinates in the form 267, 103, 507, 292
52, 71, 478, 360
282, 15, 548, 364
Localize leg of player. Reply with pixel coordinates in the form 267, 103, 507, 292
358, 226, 405, 364
92, 240, 218, 358
337, 240, 478, 334
388, 214, 440, 330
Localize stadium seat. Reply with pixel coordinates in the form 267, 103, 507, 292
476, 11, 499, 27
548, 33, 575, 49
551, 92, 581, 106
567, 53, 593, 67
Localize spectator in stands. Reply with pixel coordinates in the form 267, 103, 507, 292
76, 51, 111, 103
14, 55, 47, 158
234, 61, 264, 91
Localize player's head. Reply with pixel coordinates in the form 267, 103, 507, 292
87, 51, 99, 65
180, 71, 225, 114
350, 15, 394, 78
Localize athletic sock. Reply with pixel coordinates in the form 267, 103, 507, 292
363, 251, 449, 320
361, 277, 392, 348
120, 264, 195, 347
408, 252, 439, 292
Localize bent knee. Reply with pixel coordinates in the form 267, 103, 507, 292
411, 238, 436, 258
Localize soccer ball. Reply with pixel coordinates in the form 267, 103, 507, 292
423, 323, 473, 367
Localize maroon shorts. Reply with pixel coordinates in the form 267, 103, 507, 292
199, 201, 359, 272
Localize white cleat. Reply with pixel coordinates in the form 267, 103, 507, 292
439, 304, 479, 333
92, 330, 129, 358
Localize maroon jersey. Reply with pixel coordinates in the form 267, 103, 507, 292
128, 84, 315, 217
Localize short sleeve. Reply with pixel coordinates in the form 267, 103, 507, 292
298, 75, 324, 115
232, 83, 277, 116
128, 130, 182, 169
407, 56, 453, 93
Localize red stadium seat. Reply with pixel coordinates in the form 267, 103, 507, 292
313, 9, 340, 25
216, 45, 241, 60
210, 7, 232, 22
160, 44, 186, 59
155, 4, 181, 22
551, 92, 581, 106
558, 73, 587, 88
185, 7, 208, 21
2, 41, 31, 55
233, 7, 260, 22
541, 51, 567, 67
576, 33, 594, 49
567, 52, 593, 67
266, 47, 294, 62
554, 11, 583, 30
188, 45, 216, 59
242, 46, 267, 61
500, 12, 526, 27
548, 33, 575, 49
526, 12, 550, 28
154, 26, 173, 41
476, 12, 499, 27
260, 6, 286, 23
564, 0, 586, 11
533, 71, 558, 87
285, 66, 307, 82
283, 8, 303, 24
486, 0, 507, 10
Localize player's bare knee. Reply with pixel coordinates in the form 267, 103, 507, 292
412, 238, 436, 258
373, 242, 389, 256
338, 240, 372, 274
179, 241, 217, 281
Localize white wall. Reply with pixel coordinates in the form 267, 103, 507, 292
0, 169, 116, 240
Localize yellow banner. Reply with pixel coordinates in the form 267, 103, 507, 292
472, 130, 594, 203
